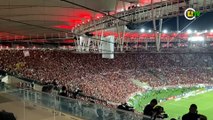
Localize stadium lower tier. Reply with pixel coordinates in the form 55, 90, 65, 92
0, 50, 213, 104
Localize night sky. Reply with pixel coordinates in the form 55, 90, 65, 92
128, 11, 213, 32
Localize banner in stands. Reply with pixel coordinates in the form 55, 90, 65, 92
23, 50, 30, 57
101, 36, 114, 59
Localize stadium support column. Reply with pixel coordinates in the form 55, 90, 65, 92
74, 34, 78, 51
158, 19, 163, 51
153, 18, 162, 52
93, 32, 98, 50
93, 27, 97, 50
176, 0, 180, 47
114, 0, 119, 14
153, 19, 158, 51
76, 35, 81, 52
145, 38, 148, 50
86, 38, 91, 52
115, 24, 125, 52
121, 25, 126, 52
116, 23, 120, 51
137, 33, 140, 50
122, 0, 126, 11
151, 0, 160, 52
93, 13, 98, 50
167, 38, 169, 48
99, 29, 104, 52
177, 16, 180, 47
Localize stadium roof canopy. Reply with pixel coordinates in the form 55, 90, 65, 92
0, 0, 213, 44
0, 0, 159, 41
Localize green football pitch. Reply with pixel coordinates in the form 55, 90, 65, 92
128, 88, 213, 119
160, 90, 213, 119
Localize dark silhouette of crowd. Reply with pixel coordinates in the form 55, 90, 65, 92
0, 110, 16, 120
143, 99, 207, 120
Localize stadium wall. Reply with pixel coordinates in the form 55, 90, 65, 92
6, 75, 42, 91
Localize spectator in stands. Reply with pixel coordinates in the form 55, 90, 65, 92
31, 81, 34, 90
182, 104, 200, 120
199, 114, 207, 120
151, 106, 168, 120
72, 87, 82, 99
117, 103, 134, 112
143, 99, 158, 117
0, 110, 16, 120
52, 79, 57, 86
59, 86, 68, 97
58, 86, 70, 112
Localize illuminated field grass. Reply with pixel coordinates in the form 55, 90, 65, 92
128, 88, 213, 119
161, 91, 213, 119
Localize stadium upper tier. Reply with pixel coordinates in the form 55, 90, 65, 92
74, 0, 213, 34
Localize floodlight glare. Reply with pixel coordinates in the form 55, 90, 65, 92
188, 36, 204, 42
140, 28, 145, 33
187, 29, 192, 34
204, 30, 208, 33
163, 29, 168, 33
211, 29, 213, 33
194, 30, 197, 33
148, 30, 152, 33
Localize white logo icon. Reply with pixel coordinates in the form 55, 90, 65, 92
184, 8, 196, 20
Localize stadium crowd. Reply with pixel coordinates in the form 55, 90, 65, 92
0, 49, 213, 104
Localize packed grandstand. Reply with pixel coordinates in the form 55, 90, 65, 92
0, 49, 212, 104
0, 0, 213, 120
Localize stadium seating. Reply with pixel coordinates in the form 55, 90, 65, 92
0, 49, 213, 105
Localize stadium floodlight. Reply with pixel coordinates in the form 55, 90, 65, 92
187, 29, 192, 34
140, 28, 145, 33
121, 9, 124, 12
125, 26, 127, 30
194, 30, 198, 33
148, 30, 152, 33
188, 36, 204, 42
204, 30, 208, 33
177, 31, 181, 33
137, 4, 140, 7
163, 29, 168, 33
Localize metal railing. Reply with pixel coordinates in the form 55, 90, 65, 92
0, 84, 153, 120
